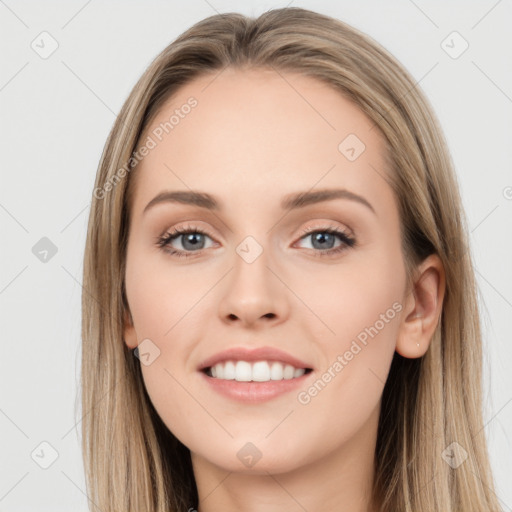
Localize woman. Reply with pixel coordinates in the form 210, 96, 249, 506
81, 7, 502, 511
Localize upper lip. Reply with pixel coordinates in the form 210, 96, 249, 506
197, 346, 313, 371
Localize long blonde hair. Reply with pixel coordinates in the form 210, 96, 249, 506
81, 7, 501, 511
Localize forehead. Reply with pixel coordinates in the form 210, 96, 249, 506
131, 67, 392, 217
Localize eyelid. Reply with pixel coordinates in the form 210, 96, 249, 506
157, 220, 353, 242
156, 219, 356, 258
295, 221, 354, 239
292, 223, 356, 252
155, 223, 217, 247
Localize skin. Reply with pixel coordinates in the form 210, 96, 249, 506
123, 68, 445, 512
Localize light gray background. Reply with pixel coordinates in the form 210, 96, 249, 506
1, 1, 511, 510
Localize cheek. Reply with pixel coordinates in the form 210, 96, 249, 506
125, 253, 208, 443
302, 253, 404, 352
301, 248, 405, 407
292, 269, 402, 456
125, 247, 201, 340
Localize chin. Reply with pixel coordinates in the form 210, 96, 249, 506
191, 437, 312, 475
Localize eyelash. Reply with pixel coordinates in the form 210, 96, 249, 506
155, 223, 356, 259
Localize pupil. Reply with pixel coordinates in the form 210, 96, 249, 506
313, 232, 334, 249
183, 233, 203, 250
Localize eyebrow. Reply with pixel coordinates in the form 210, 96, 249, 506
143, 188, 375, 215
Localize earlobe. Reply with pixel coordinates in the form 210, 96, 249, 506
123, 309, 138, 349
396, 316, 425, 358
395, 254, 446, 359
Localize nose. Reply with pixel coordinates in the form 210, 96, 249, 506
218, 247, 289, 328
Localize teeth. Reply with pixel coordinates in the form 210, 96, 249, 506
208, 360, 307, 382
235, 361, 251, 381
223, 360, 236, 380
252, 361, 270, 382
270, 361, 284, 380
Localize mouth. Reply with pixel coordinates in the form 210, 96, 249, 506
197, 346, 314, 402
202, 360, 314, 382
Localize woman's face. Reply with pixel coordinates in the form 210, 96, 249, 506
123, 68, 408, 475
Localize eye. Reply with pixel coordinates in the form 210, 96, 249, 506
156, 224, 216, 258
156, 223, 356, 259
294, 225, 356, 256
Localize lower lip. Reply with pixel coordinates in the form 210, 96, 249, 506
199, 370, 313, 403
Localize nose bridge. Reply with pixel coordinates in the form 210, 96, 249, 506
218, 233, 288, 325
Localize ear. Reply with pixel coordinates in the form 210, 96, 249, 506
123, 308, 138, 349
396, 253, 446, 358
